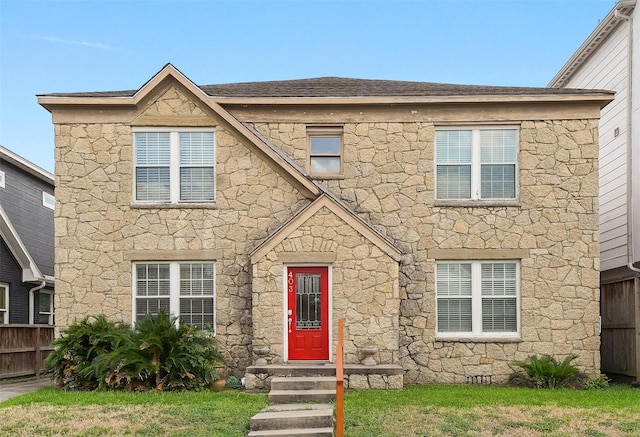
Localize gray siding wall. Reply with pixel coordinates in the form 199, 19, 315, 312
0, 158, 54, 277
0, 238, 29, 323
562, 19, 630, 271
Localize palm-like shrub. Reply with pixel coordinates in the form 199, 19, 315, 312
508, 354, 586, 389
46, 311, 223, 391
45, 315, 133, 390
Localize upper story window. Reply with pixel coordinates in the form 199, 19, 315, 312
133, 129, 215, 204
0, 284, 8, 324
0, 170, 5, 188
307, 127, 343, 176
133, 261, 216, 331
42, 192, 55, 210
435, 127, 518, 201
436, 261, 520, 339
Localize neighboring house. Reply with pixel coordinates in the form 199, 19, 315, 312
549, 0, 640, 382
38, 64, 612, 386
0, 145, 55, 325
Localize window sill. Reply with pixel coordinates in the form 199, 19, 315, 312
131, 202, 217, 209
435, 336, 522, 343
434, 200, 521, 208
310, 174, 345, 180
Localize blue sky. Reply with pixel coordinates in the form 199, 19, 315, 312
0, 0, 617, 173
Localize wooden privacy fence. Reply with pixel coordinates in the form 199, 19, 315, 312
0, 325, 54, 379
601, 278, 639, 379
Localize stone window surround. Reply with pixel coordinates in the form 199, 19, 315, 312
307, 125, 344, 179
431, 248, 527, 343
434, 125, 519, 204
131, 127, 216, 205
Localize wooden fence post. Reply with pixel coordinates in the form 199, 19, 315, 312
336, 319, 344, 437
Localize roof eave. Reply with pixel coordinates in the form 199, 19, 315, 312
0, 145, 55, 183
549, 0, 636, 88
38, 92, 615, 108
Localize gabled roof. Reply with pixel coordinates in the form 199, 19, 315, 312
549, 0, 636, 88
250, 194, 402, 264
0, 145, 54, 184
38, 64, 613, 107
0, 205, 52, 284
40, 64, 322, 199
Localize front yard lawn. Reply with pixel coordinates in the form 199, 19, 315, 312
1, 384, 639, 436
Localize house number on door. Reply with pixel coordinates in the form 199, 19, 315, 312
288, 271, 294, 293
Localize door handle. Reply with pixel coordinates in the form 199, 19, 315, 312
288, 309, 292, 316
288, 318, 292, 333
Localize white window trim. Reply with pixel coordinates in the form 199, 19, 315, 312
0, 283, 8, 324
307, 126, 344, 177
435, 126, 519, 202
132, 261, 216, 332
38, 290, 54, 325
42, 192, 55, 210
132, 128, 216, 205
0, 170, 5, 188
435, 260, 521, 340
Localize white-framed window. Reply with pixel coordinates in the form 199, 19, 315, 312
435, 127, 518, 200
436, 261, 520, 338
38, 291, 54, 325
133, 129, 215, 204
0, 170, 5, 188
133, 261, 215, 331
42, 192, 55, 210
0, 283, 8, 324
307, 126, 343, 175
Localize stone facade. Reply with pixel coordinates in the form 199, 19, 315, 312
252, 204, 400, 365
47, 69, 604, 385
253, 119, 601, 384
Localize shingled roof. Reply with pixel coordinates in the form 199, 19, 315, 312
40, 76, 611, 99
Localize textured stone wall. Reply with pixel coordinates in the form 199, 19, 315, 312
53, 82, 600, 383
255, 119, 601, 383
54, 87, 308, 370
252, 205, 400, 365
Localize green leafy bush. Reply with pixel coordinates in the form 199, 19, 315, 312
46, 311, 223, 392
583, 374, 610, 390
508, 354, 586, 389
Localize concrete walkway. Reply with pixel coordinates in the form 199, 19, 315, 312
0, 378, 53, 403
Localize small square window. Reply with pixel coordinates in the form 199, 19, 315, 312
43, 192, 55, 210
307, 127, 343, 176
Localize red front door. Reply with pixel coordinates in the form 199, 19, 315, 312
287, 266, 329, 360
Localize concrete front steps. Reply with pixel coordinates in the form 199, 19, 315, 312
248, 376, 336, 437
248, 403, 334, 437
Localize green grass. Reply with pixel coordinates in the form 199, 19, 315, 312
2, 384, 640, 436
344, 385, 640, 436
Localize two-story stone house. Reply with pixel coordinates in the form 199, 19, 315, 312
38, 64, 612, 386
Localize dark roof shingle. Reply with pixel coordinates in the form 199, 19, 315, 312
40, 76, 612, 99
